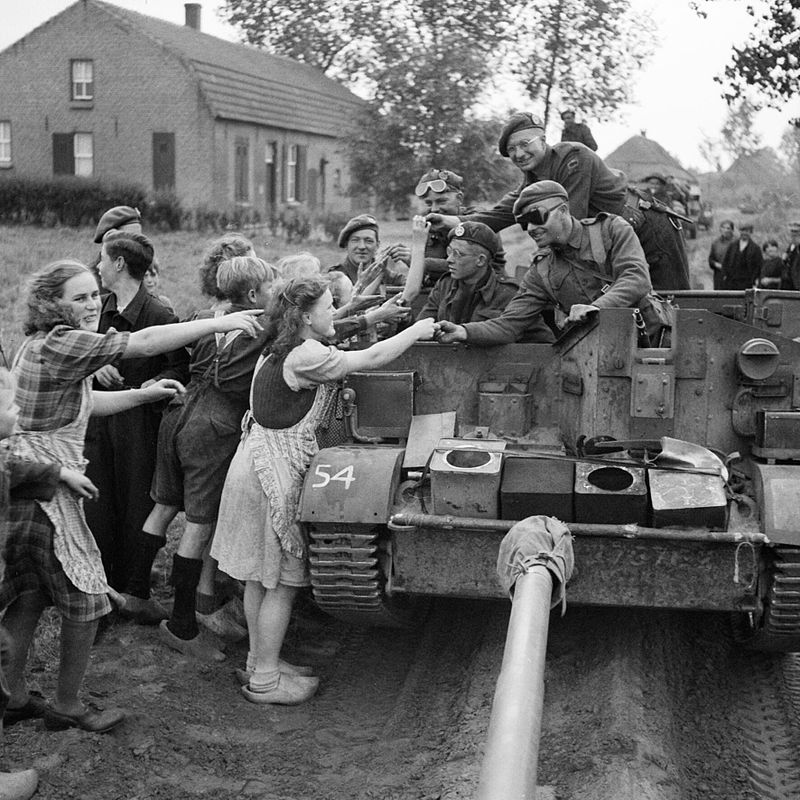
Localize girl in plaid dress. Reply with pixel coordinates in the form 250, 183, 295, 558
1, 259, 261, 733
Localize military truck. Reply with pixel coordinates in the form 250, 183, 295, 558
299, 291, 800, 652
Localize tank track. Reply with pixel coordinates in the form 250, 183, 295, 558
308, 523, 427, 629
737, 546, 800, 652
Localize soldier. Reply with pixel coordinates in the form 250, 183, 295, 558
783, 221, 800, 290
427, 112, 690, 290
414, 168, 507, 283
416, 221, 549, 342
560, 110, 597, 151
436, 181, 656, 346
328, 214, 408, 290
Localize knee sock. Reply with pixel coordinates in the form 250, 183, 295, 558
167, 555, 203, 640
125, 532, 166, 599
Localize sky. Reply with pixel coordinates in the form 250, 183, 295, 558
2, 0, 797, 172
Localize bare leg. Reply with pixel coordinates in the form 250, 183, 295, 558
142, 503, 180, 539
243, 580, 266, 663
252, 583, 298, 676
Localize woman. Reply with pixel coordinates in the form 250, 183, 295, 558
1, 260, 260, 733
211, 277, 436, 705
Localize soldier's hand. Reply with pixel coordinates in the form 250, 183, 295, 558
94, 364, 125, 388
565, 304, 599, 325
387, 243, 411, 265
435, 320, 467, 343
425, 213, 460, 231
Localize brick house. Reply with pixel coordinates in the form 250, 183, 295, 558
0, 0, 364, 216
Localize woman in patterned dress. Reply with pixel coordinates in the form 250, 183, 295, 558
212, 276, 436, 705
1, 260, 261, 733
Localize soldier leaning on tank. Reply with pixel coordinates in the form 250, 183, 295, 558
782, 221, 800, 290
426, 112, 690, 291
414, 168, 507, 284
436, 180, 657, 346
559, 109, 597, 151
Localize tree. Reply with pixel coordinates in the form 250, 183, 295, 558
698, 133, 724, 173
507, 0, 656, 128
719, 98, 763, 161
693, 0, 800, 113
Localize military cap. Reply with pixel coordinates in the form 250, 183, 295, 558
788, 221, 800, 231
448, 221, 499, 257
512, 181, 569, 220
643, 173, 667, 185
93, 205, 142, 243
337, 214, 379, 248
498, 112, 546, 157
414, 168, 463, 197
560, 109, 575, 119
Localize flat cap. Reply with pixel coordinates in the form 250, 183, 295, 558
512, 180, 569, 220
789, 221, 800, 231
560, 109, 575, 119
93, 205, 142, 243
498, 112, 546, 157
338, 214, 379, 248
415, 168, 463, 194
448, 221, 499, 257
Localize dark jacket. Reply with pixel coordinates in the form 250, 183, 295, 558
721, 238, 762, 290
417, 268, 519, 325
561, 121, 598, 151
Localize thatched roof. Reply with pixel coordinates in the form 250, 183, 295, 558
605, 134, 695, 183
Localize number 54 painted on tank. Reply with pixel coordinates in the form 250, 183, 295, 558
300, 446, 405, 524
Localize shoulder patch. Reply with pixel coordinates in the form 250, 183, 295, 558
580, 212, 609, 226
566, 157, 580, 172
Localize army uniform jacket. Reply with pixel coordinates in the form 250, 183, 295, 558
463, 214, 651, 346
561, 122, 598, 151
416, 268, 519, 325
784, 243, 800, 290
468, 142, 628, 233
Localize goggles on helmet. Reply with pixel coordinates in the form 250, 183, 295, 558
414, 178, 451, 197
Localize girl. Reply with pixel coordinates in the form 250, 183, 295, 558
211, 276, 436, 705
0, 260, 260, 733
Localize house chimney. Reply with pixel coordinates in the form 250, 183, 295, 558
185, 3, 201, 31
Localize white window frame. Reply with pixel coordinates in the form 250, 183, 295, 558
286, 144, 297, 201
74, 132, 93, 177
71, 60, 93, 100
0, 122, 10, 164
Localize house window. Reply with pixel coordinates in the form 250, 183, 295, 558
71, 60, 94, 100
53, 132, 93, 176
234, 138, 249, 202
286, 144, 297, 201
74, 133, 93, 176
0, 122, 10, 165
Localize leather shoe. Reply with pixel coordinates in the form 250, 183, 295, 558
158, 621, 226, 662
118, 594, 168, 625
3, 692, 47, 728
0, 768, 38, 800
241, 673, 319, 705
43, 705, 125, 733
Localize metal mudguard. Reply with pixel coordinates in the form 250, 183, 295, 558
751, 462, 800, 546
298, 445, 404, 525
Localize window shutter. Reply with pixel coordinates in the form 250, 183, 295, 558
296, 145, 307, 202
280, 143, 287, 202
52, 133, 74, 175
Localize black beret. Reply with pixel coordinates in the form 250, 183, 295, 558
448, 221, 499, 257
93, 205, 142, 243
338, 214, 379, 248
512, 181, 569, 220
498, 112, 546, 157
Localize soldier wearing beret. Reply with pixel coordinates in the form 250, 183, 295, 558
783, 221, 800, 291
560, 110, 597, 151
329, 214, 407, 289
437, 181, 654, 346
414, 168, 507, 283
416, 222, 549, 341
93, 205, 142, 243
427, 111, 690, 290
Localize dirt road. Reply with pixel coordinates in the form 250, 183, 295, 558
4, 598, 800, 799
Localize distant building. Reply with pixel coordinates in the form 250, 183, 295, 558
604, 134, 695, 185
0, 0, 363, 216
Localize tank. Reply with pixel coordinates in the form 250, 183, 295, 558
298, 291, 800, 652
